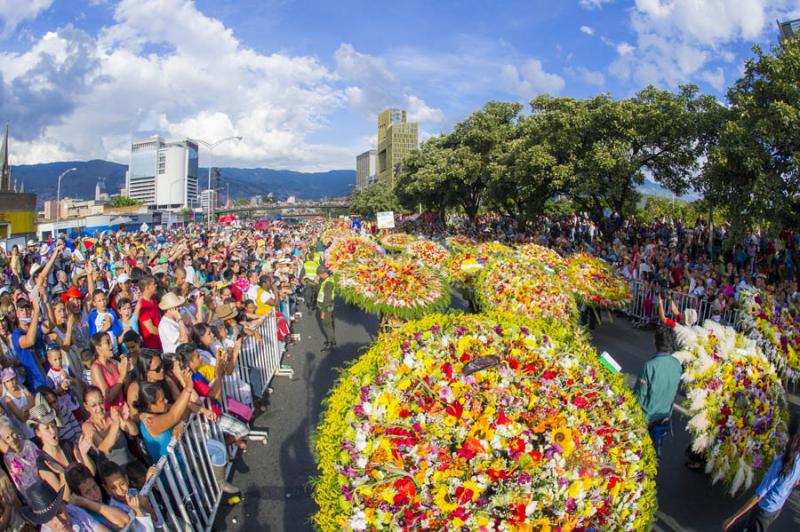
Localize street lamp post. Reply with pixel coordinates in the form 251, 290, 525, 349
55, 167, 77, 239
187, 136, 242, 225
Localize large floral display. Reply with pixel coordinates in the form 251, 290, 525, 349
674, 320, 788, 495
314, 313, 657, 531
325, 237, 382, 272
321, 225, 352, 245
406, 239, 449, 269
516, 243, 566, 272
565, 253, 630, 309
444, 242, 514, 287
335, 257, 451, 320
445, 235, 475, 252
381, 233, 417, 253
739, 289, 800, 383
476, 255, 577, 322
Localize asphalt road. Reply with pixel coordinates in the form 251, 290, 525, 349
215, 294, 800, 531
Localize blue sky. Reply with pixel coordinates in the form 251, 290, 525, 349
1, 0, 798, 171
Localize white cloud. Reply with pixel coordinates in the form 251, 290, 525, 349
501, 59, 565, 99
580, 25, 595, 35
0, 0, 53, 37
572, 66, 606, 86
333, 43, 443, 124
609, 0, 800, 91
579, 0, 614, 9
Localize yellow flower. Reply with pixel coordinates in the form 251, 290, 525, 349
531, 518, 552, 532
433, 486, 458, 513
551, 427, 575, 456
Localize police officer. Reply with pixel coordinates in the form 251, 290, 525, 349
317, 266, 336, 351
302, 252, 321, 311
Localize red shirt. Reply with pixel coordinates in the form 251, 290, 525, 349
138, 297, 162, 349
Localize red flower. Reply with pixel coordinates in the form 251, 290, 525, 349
441, 363, 453, 380
508, 358, 520, 370
398, 408, 411, 418
496, 410, 511, 425
487, 468, 508, 481
542, 370, 557, 380
529, 450, 542, 462
571, 395, 588, 408
510, 437, 526, 456
455, 485, 474, 504
446, 401, 464, 418
395, 477, 416, 504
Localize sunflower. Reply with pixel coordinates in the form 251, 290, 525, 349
551, 427, 576, 456
531, 517, 552, 532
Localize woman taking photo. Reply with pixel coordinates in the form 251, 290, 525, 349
81, 386, 138, 468
135, 366, 195, 463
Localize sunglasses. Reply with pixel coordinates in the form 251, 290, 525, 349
149, 362, 163, 373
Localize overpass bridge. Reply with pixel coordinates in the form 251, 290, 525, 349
211, 199, 351, 219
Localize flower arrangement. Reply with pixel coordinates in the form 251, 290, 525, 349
444, 242, 514, 288
326, 237, 382, 273
476, 255, 577, 322
321, 225, 353, 245
406, 239, 449, 269
381, 233, 417, 253
335, 257, 451, 320
674, 320, 788, 495
445, 235, 475, 252
565, 253, 630, 309
739, 289, 800, 383
516, 244, 566, 272
313, 313, 657, 531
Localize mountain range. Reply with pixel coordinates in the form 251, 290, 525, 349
9, 160, 356, 206
9, 159, 694, 208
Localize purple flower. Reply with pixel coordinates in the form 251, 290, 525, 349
342, 485, 354, 502
494, 326, 504, 335
431, 325, 441, 333
414, 333, 423, 341
401, 342, 411, 351
752, 454, 763, 469
518, 472, 532, 485
520, 326, 529, 335
456, 326, 467, 337
565, 498, 577, 513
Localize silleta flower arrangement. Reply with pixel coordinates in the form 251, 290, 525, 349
476, 255, 577, 322
335, 257, 451, 320
674, 320, 788, 495
406, 239, 449, 269
444, 242, 514, 288
739, 289, 800, 383
326, 237, 382, 272
381, 233, 418, 253
445, 235, 475, 252
313, 313, 657, 531
516, 244, 566, 272
565, 253, 630, 309
321, 225, 353, 245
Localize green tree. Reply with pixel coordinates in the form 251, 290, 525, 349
395, 135, 452, 220
702, 36, 800, 236
349, 182, 401, 218
111, 196, 143, 207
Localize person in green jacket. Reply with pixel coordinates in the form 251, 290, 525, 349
634, 327, 682, 459
317, 266, 336, 352
302, 253, 320, 311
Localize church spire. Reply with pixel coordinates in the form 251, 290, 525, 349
0, 124, 10, 192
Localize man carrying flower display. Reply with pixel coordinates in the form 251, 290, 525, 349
635, 327, 681, 459
317, 266, 336, 352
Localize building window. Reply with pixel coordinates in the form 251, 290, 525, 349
157, 152, 166, 174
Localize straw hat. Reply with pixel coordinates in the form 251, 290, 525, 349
158, 292, 185, 311
214, 304, 238, 321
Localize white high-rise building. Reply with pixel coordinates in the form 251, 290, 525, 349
199, 189, 218, 210
127, 136, 199, 209
356, 149, 377, 190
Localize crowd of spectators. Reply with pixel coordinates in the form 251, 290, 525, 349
0, 222, 312, 530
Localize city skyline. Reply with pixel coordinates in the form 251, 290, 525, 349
0, 0, 798, 172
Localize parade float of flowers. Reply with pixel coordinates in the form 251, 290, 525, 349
444, 242, 514, 288
476, 256, 577, 322
673, 320, 788, 495
321, 225, 353, 245
516, 244, 566, 272
381, 233, 418, 253
326, 237, 382, 272
445, 235, 475, 252
335, 257, 451, 320
406, 239, 449, 269
313, 313, 657, 531
565, 253, 631, 309
739, 289, 800, 383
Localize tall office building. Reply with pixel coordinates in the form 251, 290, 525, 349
355, 149, 377, 189
127, 136, 199, 209
376, 108, 418, 187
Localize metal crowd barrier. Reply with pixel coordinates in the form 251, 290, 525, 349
139, 414, 222, 532
625, 280, 741, 330
141, 308, 294, 531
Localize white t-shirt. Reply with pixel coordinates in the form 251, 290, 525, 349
158, 317, 181, 353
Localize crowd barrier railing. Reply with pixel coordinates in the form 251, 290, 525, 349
141, 307, 294, 530
625, 280, 742, 330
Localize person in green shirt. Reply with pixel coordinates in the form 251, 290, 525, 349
634, 327, 682, 459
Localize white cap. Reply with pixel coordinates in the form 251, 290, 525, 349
117, 273, 130, 284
